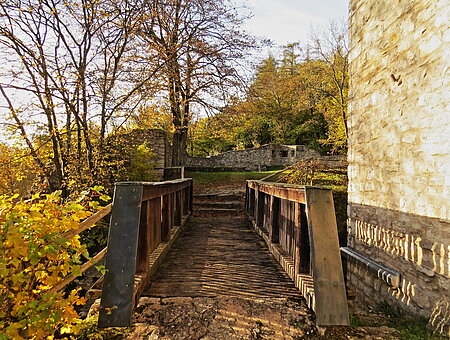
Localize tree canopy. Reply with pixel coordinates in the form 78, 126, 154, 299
138, 0, 255, 165
0, 0, 255, 194
0, 0, 347, 195
189, 30, 349, 156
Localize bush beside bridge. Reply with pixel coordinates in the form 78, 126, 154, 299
0, 191, 104, 339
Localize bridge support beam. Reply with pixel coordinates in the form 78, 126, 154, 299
305, 188, 349, 325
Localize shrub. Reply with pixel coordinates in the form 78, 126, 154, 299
123, 143, 158, 182
0, 191, 97, 339
280, 159, 326, 185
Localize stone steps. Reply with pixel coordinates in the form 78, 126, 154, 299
194, 201, 243, 209
194, 193, 244, 202
193, 191, 245, 217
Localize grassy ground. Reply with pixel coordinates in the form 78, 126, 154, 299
187, 170, 277, 186
350, 300, 447, 340
187, 170, 279, 197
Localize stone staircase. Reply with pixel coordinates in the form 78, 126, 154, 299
193, 192, 245, 216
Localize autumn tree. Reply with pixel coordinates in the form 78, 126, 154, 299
0, 143, 40, 196
129, 104, 174, 133
139, 0, 255, 165
231, 48, 328, 150
188, 26, 349, 155
0, 0, 160, 194
188, 102, 242, 156
309, 20, 349, 151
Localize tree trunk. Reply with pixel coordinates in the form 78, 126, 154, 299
171, 127, 188, 166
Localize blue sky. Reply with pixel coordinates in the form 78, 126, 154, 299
241, 0, 349, 49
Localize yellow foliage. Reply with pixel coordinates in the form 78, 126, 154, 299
0, 191, 95, 339
281, 160, 327, 185
0, 144, 40, 197
130, 105, 174, 133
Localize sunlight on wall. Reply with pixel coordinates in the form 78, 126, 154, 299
349, 218, 449, 278
431, 242, 450, 276
387, 278, 415, 306
430, 297, 450, 336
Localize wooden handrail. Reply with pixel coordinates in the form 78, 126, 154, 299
48, 204, 113, 294
48, 247, 107, 294
259, 164, 296, 182
98, 178, 193, 327
62, 203, 112, 239
245, 180, 349, 326
247, 180, 308, 203
49, 179, 193, 315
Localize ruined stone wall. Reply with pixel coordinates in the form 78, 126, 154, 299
183, 144, 325, 170
347, 0, 449, 334
110, 129, 167, 179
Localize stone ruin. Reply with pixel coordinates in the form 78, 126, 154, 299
107, 129, 167, 179
183, 144, 345, 171
114, 130, 345, 174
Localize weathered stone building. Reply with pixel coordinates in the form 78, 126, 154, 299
346, 0, 449, 334
183, 144, 334, 171
109, 132, 342, 176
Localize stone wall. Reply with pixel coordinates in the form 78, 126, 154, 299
109, 129, 167, 179
347, 0, 449, 334
183, 144, 342, 170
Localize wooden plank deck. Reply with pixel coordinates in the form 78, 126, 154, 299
143, 216, 304, 300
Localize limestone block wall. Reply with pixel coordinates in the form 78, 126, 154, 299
183, 144, 323, 170
347, 0, 449, 334
109, 129, 167, 179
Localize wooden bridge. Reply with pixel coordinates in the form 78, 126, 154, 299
65, 178, 349, 329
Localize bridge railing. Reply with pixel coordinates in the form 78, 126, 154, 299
98, 178, 193, 327
246, 180, 349, 326
46, 204, 112, 294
